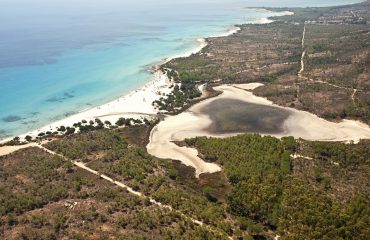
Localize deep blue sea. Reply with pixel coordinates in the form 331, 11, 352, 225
0, 0, 362, 139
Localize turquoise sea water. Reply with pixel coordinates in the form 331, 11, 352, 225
0, 0, 362, 139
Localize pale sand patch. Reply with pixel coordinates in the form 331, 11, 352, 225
147, 83, 370, 177
233, 84, 370, 142
148, 112, 222, 177
235, 83, 265, 90
0, 144, 36, 157
254, 10, 294, 24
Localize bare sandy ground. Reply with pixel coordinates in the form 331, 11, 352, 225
0, 143, 37, 157
231, 84, 370, 142
147, 83, 370, 177
148, 112, 222, 177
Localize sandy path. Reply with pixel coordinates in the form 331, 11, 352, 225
147, 83, 370, 176
352, 89, 358, 105
298, 24, 306, 77
43, 146, 232, 238
0, 143, 40, 157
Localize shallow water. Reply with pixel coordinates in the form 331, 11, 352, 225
200, 99, 291, 134
0, 0, 362, 138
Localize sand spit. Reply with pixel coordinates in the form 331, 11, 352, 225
147, 83, 370, 176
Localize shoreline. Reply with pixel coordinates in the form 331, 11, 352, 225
0, 14, 251, 144
0, 71, 172, 144
0, 8, 296, 145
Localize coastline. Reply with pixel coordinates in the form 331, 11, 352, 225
1, 4, 368, 175
0, 71, 172, 144
0, 14, 252, 144
1, 2, 369, 239
0, 8, 296, 145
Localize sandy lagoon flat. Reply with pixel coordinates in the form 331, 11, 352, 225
147, 83, 370, 176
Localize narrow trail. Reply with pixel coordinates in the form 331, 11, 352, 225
295, 24, 366, 106
296, 24, 306, 101
351, 89, 358, 106
290, 153, 313, 160
310, 80, 358, 91
305, 80, 366, 105
298, 24, 306, 78
0, 142, 40, 157
298, 51, 306, 76
291, 153, 340, 166
33, 144, 231, 239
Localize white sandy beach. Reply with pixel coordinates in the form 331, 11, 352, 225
0, 14, 249, 145
0, 71, 173, 144
247, 9, 294, 24
0, 10, 309, 177
0, 9, 295, 145
209, 26, 241, 38
0, 38, 210, 145
147, 83, 370, 177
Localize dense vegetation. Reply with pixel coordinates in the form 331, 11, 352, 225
2, 117, 151, 145
1, 121, 369, 240
43, 128, 370, 239
153, 75, 202, 113
44, 129, 241, 238
187, 134, 369, 239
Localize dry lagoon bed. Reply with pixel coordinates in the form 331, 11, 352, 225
147, 83, 370, 176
